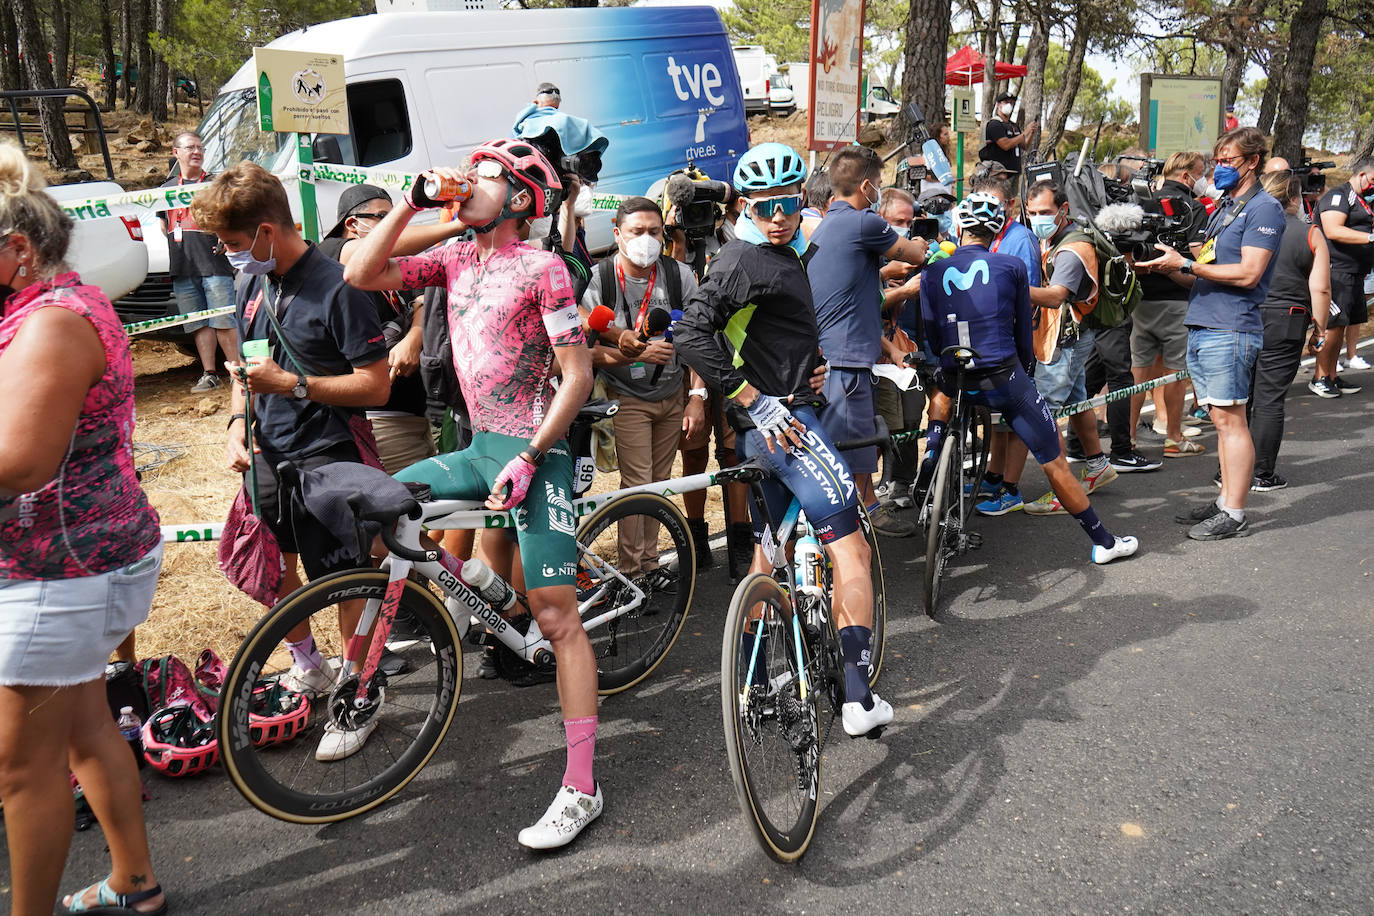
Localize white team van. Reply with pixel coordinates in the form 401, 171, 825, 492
196, 7, 750, 252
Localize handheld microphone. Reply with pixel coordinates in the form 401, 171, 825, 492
585, 304, 614, 347
639, 306, 671, 342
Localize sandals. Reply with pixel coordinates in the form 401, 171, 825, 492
64, 877, 167, 914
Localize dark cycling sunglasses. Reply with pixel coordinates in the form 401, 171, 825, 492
348, 211, 388, 222
746, 193, 804, 218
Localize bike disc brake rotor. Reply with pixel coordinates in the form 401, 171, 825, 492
328, 672, 385, 730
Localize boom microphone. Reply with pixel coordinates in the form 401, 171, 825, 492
1094, 203, 1146, 235
666, 173, 731, 211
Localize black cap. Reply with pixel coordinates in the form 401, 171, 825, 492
325, 183, 392, 238
996, 92, 1016, 104
536, 82, 560, 97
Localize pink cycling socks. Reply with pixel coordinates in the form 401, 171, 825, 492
563, 716, 598, 796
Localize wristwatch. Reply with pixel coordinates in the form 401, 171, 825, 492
688, 387, 709, 401
292, 375, 308, 399
1179, 260, 1195, 275
519, 447, 545, 467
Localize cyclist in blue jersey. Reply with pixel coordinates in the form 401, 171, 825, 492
675, 142, 894, 737
919, 193, 1139, 564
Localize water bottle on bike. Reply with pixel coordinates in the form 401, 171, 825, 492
793, 532, 825, 599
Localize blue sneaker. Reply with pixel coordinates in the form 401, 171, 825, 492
975, 486, 1023, 516
963, 477, 1000, 498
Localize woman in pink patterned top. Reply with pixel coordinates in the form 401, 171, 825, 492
0, 144, 166, 914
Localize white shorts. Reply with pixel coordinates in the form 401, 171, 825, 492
0, 543, 162, 687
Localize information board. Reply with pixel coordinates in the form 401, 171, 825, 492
1140, 74, 1223, 158
807, 0, 867, 151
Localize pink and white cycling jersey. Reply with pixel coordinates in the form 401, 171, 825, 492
396, 238, 582, 438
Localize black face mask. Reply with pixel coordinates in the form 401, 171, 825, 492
0, 262, 20, 312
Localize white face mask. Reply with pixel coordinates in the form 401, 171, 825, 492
527, 215, 553, 242
574, 183, 596, 219
999, 103, 1014, 117
620, 233, 662, 269
886, 222, 909, 239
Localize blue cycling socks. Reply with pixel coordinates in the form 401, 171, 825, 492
838, 626, 874, 710
1072, 506, 1115, 550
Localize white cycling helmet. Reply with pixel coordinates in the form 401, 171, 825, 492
951, 192, 1007, 236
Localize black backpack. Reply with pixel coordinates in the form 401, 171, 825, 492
595, 253, 685, 322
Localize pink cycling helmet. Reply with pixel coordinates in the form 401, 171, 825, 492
249, 679, 311, 748
470, 138, 563, 220
141, 705, 219, 778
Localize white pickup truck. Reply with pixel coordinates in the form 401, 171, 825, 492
46, 180, 148, 304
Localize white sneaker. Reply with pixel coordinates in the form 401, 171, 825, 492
842, 693, 894, 737
279, 659, 336, 699
1346, 354, 1371, 370
1153, 420, 1200, 437
517, 784, 603, 850
315, 686, 384, 762
1092, 535, 1139, 565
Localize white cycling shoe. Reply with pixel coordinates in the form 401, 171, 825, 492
280, 658, 336, 700
315, 686, 384, 762
1092, 535, 1139, 565
518, 784, 603, 850
842, 693, 894, 738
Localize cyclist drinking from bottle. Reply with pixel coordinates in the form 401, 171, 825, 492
920, 193, 1139, 564
344, 139, 602, 850
674, 142, 894, 738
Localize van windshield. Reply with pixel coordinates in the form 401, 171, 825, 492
197, 89, 293, 175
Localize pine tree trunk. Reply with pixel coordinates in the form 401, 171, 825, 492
120, 0, 132, 106
133, 0, 152, 114
1220, 39, 1245, 109
50, 0, 69, 86
6, 0, 78, 169
1271, 0, 1327, 163
0, 5, 19, 92
1037, 4, 1088, 159
979, 0, 1003, 125
150, 0, 170, 121
1019, 3, 1049, 155
1257, 47, 1283, 135
898, 0, 953, 143
100, 2, 116, 110
1349, 115, 1374, 163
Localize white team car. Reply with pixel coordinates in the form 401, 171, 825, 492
46, 180, 148, 303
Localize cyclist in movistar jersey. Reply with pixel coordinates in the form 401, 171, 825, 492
675, 142, 894, 737
345, 139, 603, 850
920, 193, 1140, 564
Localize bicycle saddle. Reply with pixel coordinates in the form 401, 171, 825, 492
940, 344, 982, 365
576, 399, 620, 421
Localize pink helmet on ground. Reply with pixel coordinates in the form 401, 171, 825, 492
141, 704, 219, 777
470, 138, 563, 220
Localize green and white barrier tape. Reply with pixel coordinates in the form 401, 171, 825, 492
1051, 369, 1191, 419
124, 307, 236, 336
161, 523, 223, 544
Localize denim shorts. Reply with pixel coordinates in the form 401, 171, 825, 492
1034, 327, 1097, 411
1187, 328, 1261, 406
172, 274, 236, 331
0, 543, 162, 687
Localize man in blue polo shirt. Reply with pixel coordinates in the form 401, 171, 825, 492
806, 145, 929, 536
1138, 126, 1286, 540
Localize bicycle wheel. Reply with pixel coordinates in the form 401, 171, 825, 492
219, 569, 462, 824
923, 434, 959, 617
576, 492, 696, 695
856, 506, 887, 687
962, 406, 993, 530
721, 573, 821, 862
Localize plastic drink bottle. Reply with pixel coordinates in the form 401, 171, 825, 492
116, 706, 145, 769
793, 532, 825, 599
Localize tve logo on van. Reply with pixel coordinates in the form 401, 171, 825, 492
646, 52, 739, 121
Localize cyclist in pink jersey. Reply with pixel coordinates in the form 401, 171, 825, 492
346, 139, 602, 850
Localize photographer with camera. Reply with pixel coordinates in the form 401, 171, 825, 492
1137, 127, 1286, 541
979, 93, 1038, 176
1130, 151, 1209, 457
1310, 157, 1374, 397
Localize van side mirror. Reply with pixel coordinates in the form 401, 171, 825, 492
312, 135, 343, 164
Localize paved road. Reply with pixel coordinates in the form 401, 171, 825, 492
21, 375, 1374, 915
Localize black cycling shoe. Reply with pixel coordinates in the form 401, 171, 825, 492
686, 518, 714, 569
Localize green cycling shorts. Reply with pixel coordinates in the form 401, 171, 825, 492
395, 432, 577, 590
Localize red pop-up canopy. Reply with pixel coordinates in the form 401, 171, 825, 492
945, 46, 1028, 86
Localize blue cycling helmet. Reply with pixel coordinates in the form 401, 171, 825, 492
950, 191, 1006, 236
734, 142, 807, 192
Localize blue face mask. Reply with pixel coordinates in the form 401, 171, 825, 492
1212, 164, 1241, 192
1030, 214, 1059, 240
937, 210, 953, 238
226, 226, 276, 276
